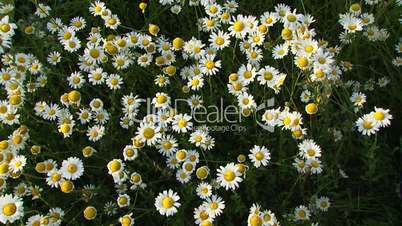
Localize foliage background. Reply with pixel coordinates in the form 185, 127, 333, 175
2, 0, 401, 225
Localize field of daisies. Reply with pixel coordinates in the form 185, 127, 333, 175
0, 0, 401, 225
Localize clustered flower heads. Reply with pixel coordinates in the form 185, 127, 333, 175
0, 0, 397, 225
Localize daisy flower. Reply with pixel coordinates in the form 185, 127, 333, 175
63, 37, 81, 52
187, 75, 205, 91
260, 12, 278, 27
339, 14, 363, 33
355, 114, 379, 136
203, 195, 225, 217
154, 74, 170, 87
294, 205, 310, 221
154, 189, 181, 216
272, 43, 289, 59
89, 1, 106, 16
123, 145, 138, 161
237, 92, 256, 110
61, 157, 84, 180
87, 125, 105, 142
216, 163, 243, 190
307, 158, 323, 174
172, 114, 193, 133
112, 53, 131, 70
209, 30, 231, 50
106, 74, 123, 90
229, 15, 249, 38
107, 159, 125, 175
0, 16, 17, 37
350, 92, 366, 107
77, 108, 92, 124
68, 71, 85, 89
200, 55, 221, 76
104, 14, 121, 30
248, 145, 271, 168
117, 194, 130, 208
257, 66, 279, 87
136, 122, 161, 145
88, 68, 107, 85
0, 194, 24, 224
58, 122, 74, 138
176, 169, 191, 184
238, 63, 257, 85
193, 205, 213, 225
157, 135, 178, 157
370, 107, 392, 127
152, 92, 171, 109
196, 182, 213, 199
70, 16, 86, 31
316, 196, 330, 212
47, 51, 61, 65
298, 139, 322, 159
8, 155, 26, 173
46, 170, 62, 188
84, 44, 104, 64
137, 53, 153, 67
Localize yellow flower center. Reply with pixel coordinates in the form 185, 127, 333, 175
233, 21, 244, 32
176, 150, 186, 160
265, 17, 273, 24
108, 18, 117, 25
143, 128, 155, 139
283, 117, 291, 126
255, 151, 264, 160
305, 103, 317, 114
315, 69, 325, 78
310, 160, 319, 168
109, 160, 121, 172
67, 164, 77, 173
125, 149, 134, 157
0, 24, 11, 33
348, 24, 357, 31
205, 60, 215, 70
83, 206, 96, 220
307, 149, 315, 157
287, 14, 297, 22
89, 49, 99, 58
264, 72, 273, 80
281, 28, 292, 39
350, 3, 361, 12
74, 21, 82, 28
196, 167, 208, 179
162, 197, 173, 208
297, 57, 308, 68
206, 19, 215, 27
363, 120, 373, 129
60, 180, 74, 193
60, 124, 71, 134
110, 78, 118, 86
209, 5, 218, 14
374, 112, 384, 121
14, 160, 22, 168
223, 170, 235, 182
2, 203, 16, 216
298, 210, 306, 218
249, 214, 262, 226
215, 37, 224, 45
244, 71, 252, 79
305, 44, 314, 53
